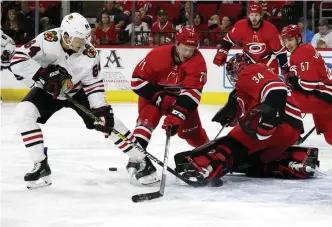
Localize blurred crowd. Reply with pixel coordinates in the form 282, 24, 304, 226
1, 0, 332, 48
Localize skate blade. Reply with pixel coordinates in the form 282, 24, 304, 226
26, 176, 52, 189
127, 167, 137, 184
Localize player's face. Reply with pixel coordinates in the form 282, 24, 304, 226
177, 43, 196, 62
283, 37, 298, 53
71, 37, 86, 52
248, 13, 261, 27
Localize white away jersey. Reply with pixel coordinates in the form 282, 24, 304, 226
1, 30, 16, 67
10, 28, 107, 109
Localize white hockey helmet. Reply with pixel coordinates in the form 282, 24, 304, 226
60, 13, 91, 46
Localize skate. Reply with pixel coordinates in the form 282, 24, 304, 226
126, 157, 159, 185
24, 153, 52, 189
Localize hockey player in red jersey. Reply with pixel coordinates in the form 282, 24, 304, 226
129, 26, 209, 180
173, 53, 319, 185
213, 4, 288, 74
281, 25, 332, 145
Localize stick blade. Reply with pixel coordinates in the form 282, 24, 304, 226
132, 191, 163, 203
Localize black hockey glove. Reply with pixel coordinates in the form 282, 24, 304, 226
212, 89, 239, 127
93, 105, 114, 138
33, 65, 72, 99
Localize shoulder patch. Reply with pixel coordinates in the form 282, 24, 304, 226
83, 44, 97, 58
44, 31, 58, 42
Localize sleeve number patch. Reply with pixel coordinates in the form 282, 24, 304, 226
24, 39, 41, 57
92, 63, 101, 77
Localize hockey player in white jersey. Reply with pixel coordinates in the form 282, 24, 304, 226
10, 13, 159, 189
1, 30, 16, 69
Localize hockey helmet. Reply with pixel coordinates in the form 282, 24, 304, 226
225, 53, 247, 86
280, 25, 302, 40
247, 4, 263, 15
60, 13, 91, 46
175, 26, 199, 47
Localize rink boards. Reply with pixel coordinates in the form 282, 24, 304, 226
1, 47, 332, 104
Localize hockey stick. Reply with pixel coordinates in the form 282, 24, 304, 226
296, 126, 315, 145
63, 93, 208, 187
132, 131, 171, 202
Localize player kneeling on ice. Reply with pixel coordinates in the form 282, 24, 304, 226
174, 53, 319, 185
11, 13, 151, 189
129, 26, 209, 184
281, 25, 332, 145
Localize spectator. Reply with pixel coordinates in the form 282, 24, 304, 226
40, 17, 56, 32
17, 0, 34, 42
3, 9, 25, 44
297, 17, 313, 43
95, 12, 118, 45
203, 14, 222, 46
193, 13, 208, 43
220, 16, 232, 35
176, 1, 193, 28
151, 9, 174, 46
101, 1, 125, 30
139, 7, 152, 28
124, 11, 150, 45
311, 18, 332, 48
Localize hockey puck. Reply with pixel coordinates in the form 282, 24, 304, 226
109, 167, 118, 171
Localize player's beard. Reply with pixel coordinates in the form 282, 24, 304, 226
249, 19, 262, 30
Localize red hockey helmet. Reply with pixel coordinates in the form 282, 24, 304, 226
247, 4, 263, 14
280, 25, 302, 40
225, 53, 247, 86
175, 26, 199, 47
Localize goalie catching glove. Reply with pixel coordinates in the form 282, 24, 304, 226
93, 105, 114, 138
239, 103, 282, 140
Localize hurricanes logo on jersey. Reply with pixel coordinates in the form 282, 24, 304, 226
83, 44, 97, 58
247, 42, 266, 54
44, 31, 58, 42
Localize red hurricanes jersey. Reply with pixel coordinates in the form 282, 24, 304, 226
236, 63, 302, 130
224, 19, 286, 63
289, 44, 332, 98
132, 44, 207, 108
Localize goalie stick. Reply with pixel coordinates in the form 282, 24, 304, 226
63, 93, 212, 188
132, 131, 171, 202
296, 126, 315, 145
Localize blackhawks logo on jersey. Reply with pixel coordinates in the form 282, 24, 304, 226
83, 44, 97, 58
44, 31, 58, 42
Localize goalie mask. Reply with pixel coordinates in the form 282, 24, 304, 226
225, 53, 247, 86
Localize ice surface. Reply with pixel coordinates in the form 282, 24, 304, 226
1, 103, 331, 227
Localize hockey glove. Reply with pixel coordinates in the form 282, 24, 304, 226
152, 91, 176, 113
213, 45, 228, 66
162, 106, 187, 136
176, 145, 232, 183
239, 104, 281, 140
33, 65, 72, 99
93, 105, 115, 138
212, 89, 240, 127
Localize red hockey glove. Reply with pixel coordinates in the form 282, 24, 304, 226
162, 106, 187, 136
33, 65, 72, 99
240, 104, 281, 140
213, 45, 228, 66
152, 91, 176, 112
185, 145, 232, 182
93, 105, 114, 138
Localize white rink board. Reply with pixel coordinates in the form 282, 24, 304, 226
2, 48, 332, 92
